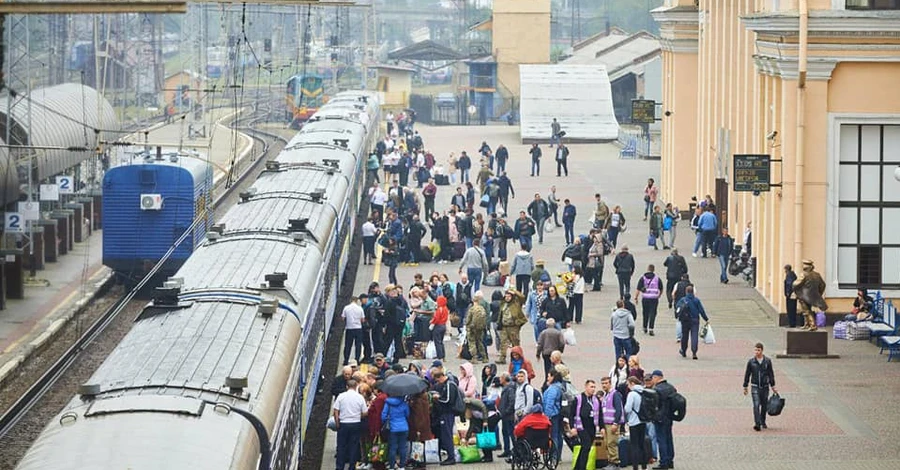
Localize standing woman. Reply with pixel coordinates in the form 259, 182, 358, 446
663, 203, 678, 250
610, 356, 630, 398
448, 152, 459, 185
588, 232, 607, 292
465, 182, 476, 212
383, 239, 399, 285
606, 206, 626, 248
783, 264, 798, 328
643, 178, 658, 221
541, 285, 569, 328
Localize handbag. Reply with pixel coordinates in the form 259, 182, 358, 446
476, 427, 498, 450
766, 392, 785, 416
450, 313, 461, 327
647, 233, 657, 246
480, 194, 490, 208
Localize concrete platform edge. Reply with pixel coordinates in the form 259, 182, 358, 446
0, 270, 114, 389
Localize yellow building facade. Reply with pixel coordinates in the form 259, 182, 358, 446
492, 0, 551, 96
654, 0, 900, 312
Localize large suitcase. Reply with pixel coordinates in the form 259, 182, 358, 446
452, 241, 466, 260
419, 246, 433, 263
618, 435, 653, 467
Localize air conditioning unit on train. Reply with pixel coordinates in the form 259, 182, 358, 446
140, 194, 163, 211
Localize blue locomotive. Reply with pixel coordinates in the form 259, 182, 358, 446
102, 148, 213, 286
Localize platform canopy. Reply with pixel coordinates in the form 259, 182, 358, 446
387, 40, 464, 71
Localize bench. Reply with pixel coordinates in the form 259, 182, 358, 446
620, 139, 637, 159
874, 300, 900, 362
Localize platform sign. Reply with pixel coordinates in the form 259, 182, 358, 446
734, 154, 771, 192
5, 212, 23, 233
631, 99, 656, 124
56, 175, 74, 194
18, 201, 39, 221
40, 184, 59, 201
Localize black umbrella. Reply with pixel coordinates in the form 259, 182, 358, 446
382, 373, 428, 397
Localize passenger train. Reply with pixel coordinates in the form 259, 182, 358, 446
15, 90, 381, 470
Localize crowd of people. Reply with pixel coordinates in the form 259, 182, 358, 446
329, 116, 778, 470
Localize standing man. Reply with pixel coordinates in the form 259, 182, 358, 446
465, 291, 490, 362
696, 207, 719, 258
783, 264, 799, 328
423, 178, 437, 223
536, 319, 566, 379
456, 273, 473, 330
511, 244, 535, 294
594, 193, 610, 230
651, 370, 677, 470
498, 171, 515, 214
547, 186, 562, 227
496, 144, 509, 173
459, 239, 489, 291
562, 199, 577, 246
624, 377, 649, 470
600, 376, 626, 469
529, 143, 542, 177
369, 183, 388, 219
555, 143, 570, 177
341, 295, 367, 365
712, 227, 735, 284
663, 249, 688, 308
742, 343, 778, 431
677, 286, 709, 360
613, 245, 636, 300
430, 369, 459, 466
570, 379, 600, 470
497, 288, 527, 364
406, 215, 427, 266
333, 379, 368, 470
550, 118, 562, 147
635, 264, 663, 336
527, 193, 550, 245
361, 217, 379, 266
611, 299, 636, 360
514, 211, 537, 252
498, 372, 517, 458
458, 151, 472, 183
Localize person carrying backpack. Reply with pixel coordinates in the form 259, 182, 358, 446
676, 286, 709, 360
624, 376, 652, 470
430, 368, 462, 465
649, 370, 682, 470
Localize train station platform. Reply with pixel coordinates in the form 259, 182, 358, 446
0, 108, 255, 387
318, 123, 900, 469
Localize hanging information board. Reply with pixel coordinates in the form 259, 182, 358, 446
733, 154, 771, 192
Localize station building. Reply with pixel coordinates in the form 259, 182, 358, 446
653, 0, 900, 311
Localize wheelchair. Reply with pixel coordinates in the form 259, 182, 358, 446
510, 427, 559, 470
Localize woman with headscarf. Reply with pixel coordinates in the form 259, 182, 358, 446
458, 362, 479, 398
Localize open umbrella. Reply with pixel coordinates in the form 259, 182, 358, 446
382, 373, 429, 397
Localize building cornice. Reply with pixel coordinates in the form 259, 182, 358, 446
651, 5, 700, 28
753, 55, 838, 80
652, 5, 699, 54
742, 10, 900, 37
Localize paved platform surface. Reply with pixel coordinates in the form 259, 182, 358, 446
320, 123, 900, 469
0, 109, 253, 385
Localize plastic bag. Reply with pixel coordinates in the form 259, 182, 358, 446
476, 429, 498, 449
766, 392, 785, 416
326, 416, 337, 431
424, 438, 441, 463
571, 444, 597, 470
815, 311, 826, 327
675, 320, 683, 341
410, 441, 425, 463
564, 328, 577, 346
426, 341, 437, 359
459, 445, 481, 463
703, 324, 716, 344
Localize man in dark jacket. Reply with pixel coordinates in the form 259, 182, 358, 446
528, 194, 550, 245
529, 143, 542, 176
497, 372, 517, 458
712, 227, 735, 284
783, 265, 798, 327
406, 215, 427, 265
562, 199, 577, 245
742, 343, 778, 431
496, 144, 510, 173
677, 286, 709, 360
651, 370, 678, 469
430, 368, 459, 465
663, 248, 688, 308
613, 245, 636, 300
497, 172, 515, 214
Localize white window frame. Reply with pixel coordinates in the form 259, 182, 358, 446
826, 113, 900, 298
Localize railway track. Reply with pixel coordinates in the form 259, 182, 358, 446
0, 100, 290, 470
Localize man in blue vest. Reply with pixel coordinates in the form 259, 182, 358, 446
635, 264, 663, 336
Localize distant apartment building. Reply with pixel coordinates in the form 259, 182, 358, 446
654, 0, 900, 311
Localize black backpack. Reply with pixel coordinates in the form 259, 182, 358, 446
450, 383, 466, 415
442, 284, 457, 311
637, 388, 660, 423
670, 392, 687, 422
675, 297, 691, 322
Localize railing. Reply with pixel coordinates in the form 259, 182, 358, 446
617, 125, 661, 159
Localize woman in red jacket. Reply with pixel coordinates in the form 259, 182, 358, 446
507, 346, 536, 382
430, 295, 449, 360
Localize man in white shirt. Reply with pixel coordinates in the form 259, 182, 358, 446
342, 295, 367, 365
333, 379, 368, 470
513, 369, 536, 421
361, 219, 379, 265
369, 184, 388, 220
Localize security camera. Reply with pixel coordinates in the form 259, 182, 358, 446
766, 131, 778, 141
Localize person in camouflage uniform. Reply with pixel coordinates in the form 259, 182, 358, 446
497, 288, 527, 364
465, 291, 489, 362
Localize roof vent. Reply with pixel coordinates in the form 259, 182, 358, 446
333, 138, 349, 149
225, 376, 248, 393
288, 218, 309, 232
210, 223, 226, 235
291, 232, 306, 243
265, 161, 281, 171
206, 231, 221, 241
265, 272, 288, 288
78, 383, 101, 398
309, 191, 324, 202
166, 277, 184, 288
258, 299, 278, 317
359, 96, 368, 103
153, 286, 180, 306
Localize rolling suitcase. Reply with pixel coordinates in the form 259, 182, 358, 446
452, 241, 466, 260
618, 434, 652, 467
